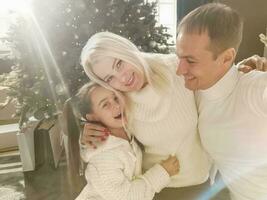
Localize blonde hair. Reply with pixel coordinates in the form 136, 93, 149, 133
80, 31, 171, 95
80, 32, 173, 131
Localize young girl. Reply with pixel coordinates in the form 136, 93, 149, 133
72, 82, 179, 200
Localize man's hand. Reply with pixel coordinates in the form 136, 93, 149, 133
238, 55, 267, 73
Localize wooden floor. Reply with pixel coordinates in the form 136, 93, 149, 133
154, 178, 230, 200
0, 150, 230, 200
0, 150, 74, 200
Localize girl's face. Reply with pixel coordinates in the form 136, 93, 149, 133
92, 57, 146, 92
89, 86, 124, 129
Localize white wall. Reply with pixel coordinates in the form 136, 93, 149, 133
0, 88, 17, 121
218, 0, 267, 61
0, 89, 18, 151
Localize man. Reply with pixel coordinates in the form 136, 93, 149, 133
176, 3, 267, 200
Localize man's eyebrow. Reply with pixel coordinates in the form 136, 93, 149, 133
179, 55, 197, 60
103, 59, 117, 81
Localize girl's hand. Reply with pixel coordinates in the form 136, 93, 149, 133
160, 155, 180, 176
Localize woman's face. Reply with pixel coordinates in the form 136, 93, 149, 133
91, 57, 146, 92
89, 86, 124, 129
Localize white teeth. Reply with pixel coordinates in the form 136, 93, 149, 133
185, 76, 195, 80
114, 113, 122, 119
128, 76, 133, 85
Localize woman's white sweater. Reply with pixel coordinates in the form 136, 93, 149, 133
128, 54, 211, 187
76, 135, 170, 200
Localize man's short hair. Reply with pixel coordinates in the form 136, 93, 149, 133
177, 3, 243, 58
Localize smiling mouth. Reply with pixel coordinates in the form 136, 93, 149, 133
185, 75, 195, 81
114, 113, 122, 120
125, 73, 135, 87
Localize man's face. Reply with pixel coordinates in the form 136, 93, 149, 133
176, 31, 226, 90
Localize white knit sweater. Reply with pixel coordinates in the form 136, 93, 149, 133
196, 66, 267, 200
128, 54, 211, 187
76, 135, 170, 200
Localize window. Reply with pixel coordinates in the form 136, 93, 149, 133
147, 0, 177, 44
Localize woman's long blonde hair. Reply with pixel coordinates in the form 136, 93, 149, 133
80, 32, 173, 131
80, 31, 172, 94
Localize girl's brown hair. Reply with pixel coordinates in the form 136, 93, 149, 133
62, 98, 86, 197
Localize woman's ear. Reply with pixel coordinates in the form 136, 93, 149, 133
85, 113, 99, 122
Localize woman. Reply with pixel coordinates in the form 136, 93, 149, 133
71, 82, 179, 200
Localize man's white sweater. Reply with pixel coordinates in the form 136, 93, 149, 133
76, 135, 170, 200
128, 54, 211, 187
196, 66, 267, 200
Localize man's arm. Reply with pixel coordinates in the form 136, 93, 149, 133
238, 55, 267, 72
242, 71, 267, 115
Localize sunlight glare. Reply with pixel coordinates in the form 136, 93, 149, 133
0, 0, 32, 15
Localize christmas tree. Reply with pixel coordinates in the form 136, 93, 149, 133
0, 20, 60, 127
0, 0, 173, 126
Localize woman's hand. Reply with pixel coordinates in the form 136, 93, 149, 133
81, 122, 110, 149
160, 155, 180, 176
238, 55, 267, 73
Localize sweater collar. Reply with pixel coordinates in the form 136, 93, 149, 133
198, 65, 239, 101
82, 135, 134, 162
127, 82, 173, 122
128, 83, 159, 105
